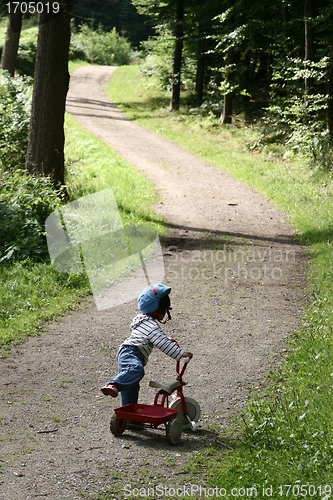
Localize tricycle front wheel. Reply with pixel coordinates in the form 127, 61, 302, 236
166, 417, 182, 445
110, 412, 127, 436
169, 397, 200, 430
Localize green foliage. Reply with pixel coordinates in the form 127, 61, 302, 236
210, 0, 282, 117
0, 23, 38, 77
0, 0, 7, 17
140, 29, 174, 90
132, 0, 175, 24
140, 27, 196, 92
265, 56, 333, 168
0, 170, 63, 262
70, 24, 132, 66
0, 71, 32, 169
71, 0, 154, 48
16, 35, 38, 77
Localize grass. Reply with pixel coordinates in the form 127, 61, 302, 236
105, 65, 333, 495
68, 59, 92, 73
0, 259, 90, 349
0, 107, 165, 350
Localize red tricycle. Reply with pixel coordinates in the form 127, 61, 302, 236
110, 356, 200, 445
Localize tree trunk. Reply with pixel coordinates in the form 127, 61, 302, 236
220, 43, 235, 124
304, 0, 315, 95
280, 0, 291, 57
0, 11, 22, 77
195, 34, 205, 105
25, 1, 72, 186
221, 93, 232, 124
327, 35, 333, 134
170, 0, 183, 111
220, 0, 234, 124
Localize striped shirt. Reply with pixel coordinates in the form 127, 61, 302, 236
119, 314, 185, 366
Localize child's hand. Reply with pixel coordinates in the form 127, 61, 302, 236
183, 352, 193, 359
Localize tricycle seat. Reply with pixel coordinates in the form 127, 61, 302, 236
149, 379, 181, 394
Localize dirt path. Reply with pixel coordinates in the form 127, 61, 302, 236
0, 66, 306, 500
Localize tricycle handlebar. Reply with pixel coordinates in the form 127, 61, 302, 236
176, 356, 192, 377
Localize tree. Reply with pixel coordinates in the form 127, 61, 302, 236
195, 25, 205, 104
220, 0, 234, 124
133, 0, 187, 111
186, 0, 224, 105
0, 7, 22, 76
25, 1, 73, 186
327, 35, 333, 134
304, 0, 316, 95
280, 0, 292, 57
170, 0, 184, 110
214, 0, 286, 124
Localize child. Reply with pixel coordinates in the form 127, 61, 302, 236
101, 284, 192, 411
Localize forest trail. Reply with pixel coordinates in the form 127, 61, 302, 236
0, 66, 306, 500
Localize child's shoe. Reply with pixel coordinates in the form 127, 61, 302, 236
100, 384, 118, 397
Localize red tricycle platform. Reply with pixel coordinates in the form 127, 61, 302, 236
114, 403, 179, 425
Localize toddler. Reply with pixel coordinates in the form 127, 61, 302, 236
101, 284, 192, 411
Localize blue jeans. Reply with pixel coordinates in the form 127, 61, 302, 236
108, 345, 145, 406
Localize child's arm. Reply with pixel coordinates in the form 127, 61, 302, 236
169, 338, 192, 359
149, 327, 185, 361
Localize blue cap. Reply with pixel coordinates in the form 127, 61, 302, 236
138, 284, 171, 314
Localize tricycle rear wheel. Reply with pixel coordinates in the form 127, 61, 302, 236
110, 412, 127, 436
166, 417, 182, 445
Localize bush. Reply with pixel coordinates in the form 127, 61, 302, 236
16, 39, 37, 77
265, 57, 333, 168
0, 71, 32, 170
0, 170, 63, 263
0, 24, 38, 77
140, 27, 196, 92
70, 24, 132, 66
